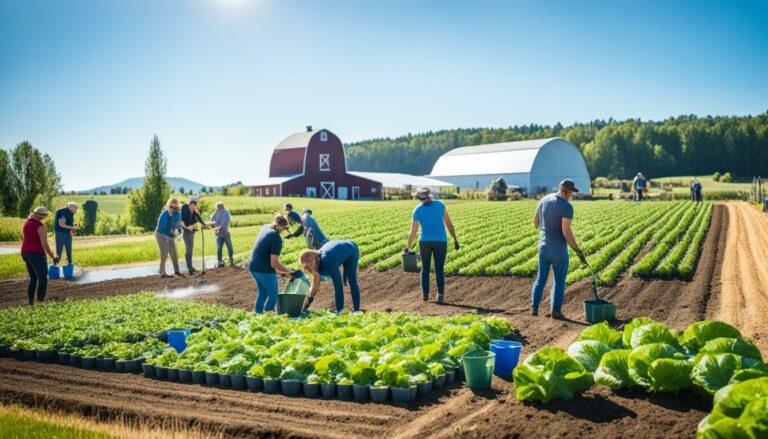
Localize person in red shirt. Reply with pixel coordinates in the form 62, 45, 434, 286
21, 207, 56, 305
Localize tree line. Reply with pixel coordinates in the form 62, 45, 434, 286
344, 113, 768, 180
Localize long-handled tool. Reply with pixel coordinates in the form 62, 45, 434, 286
580, 260, 617, 323
200, 225, 206, 276
582, 260, 600, 302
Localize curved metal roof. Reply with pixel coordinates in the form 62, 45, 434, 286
275, 131, 317, 150
430, 137, 569, 176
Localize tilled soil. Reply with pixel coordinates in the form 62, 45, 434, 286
0, 204, 738, 438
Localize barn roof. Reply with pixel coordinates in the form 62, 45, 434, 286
430, 137, 567, 177
251, 174, 300, 186
275, 131, 317, 150
348, 172, 455, 189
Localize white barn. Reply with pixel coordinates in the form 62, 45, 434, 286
429, 137, 591, 194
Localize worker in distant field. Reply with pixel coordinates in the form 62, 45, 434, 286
285, 208, 329, 250
54, 201, 80, 266
632, 172, 648, 201
763, 196, 768, 213
691, 178, 703, 202
155, 197, 183, 278
531, 179, 587, 320
210, 201, 234, 267
284, 203, 302, 226
21, 207, 56, 305
300, 240, 361, 313
249, 214, 300, 313
405, 187, 459, 304
180, 196, 209, 274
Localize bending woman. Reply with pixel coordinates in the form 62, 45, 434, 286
405, 187, 459, 304
249, 214, 298, 313
21, 207, 56, 305
155, 197, 183, 278
300, 240, 360, 313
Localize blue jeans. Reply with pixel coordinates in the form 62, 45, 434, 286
419, 241, 447, 297
216, 233, 234, 264
251, 271, 278, 313
55, 230, 72, 264
531, 246, 569, 311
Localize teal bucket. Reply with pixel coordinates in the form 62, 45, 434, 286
402, 253, 420, 273
584, 299, 617, 324
462, 350, 495, 390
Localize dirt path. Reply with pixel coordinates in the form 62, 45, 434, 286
713, 201, 768, 352
0, 206, 731, 438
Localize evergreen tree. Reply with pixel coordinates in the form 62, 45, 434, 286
128, 135, 171, 231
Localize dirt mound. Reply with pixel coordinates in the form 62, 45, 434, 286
0, 205, 736, 438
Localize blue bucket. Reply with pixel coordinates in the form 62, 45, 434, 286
167, 329, 189, 353
490, 340, 522, 378
48, 265, 60, 280
62, 264, 75, 279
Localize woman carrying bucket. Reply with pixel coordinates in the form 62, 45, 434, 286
249, 214, 300, 313
20, 207, 56, 305
155, 197, 183, 278
299, 240, 360, 313
405, 188, 459, 304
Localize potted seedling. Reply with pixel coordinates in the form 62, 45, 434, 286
378, 364, 414, 403
412, 373, 434, 399
221, 354, 251, 390
261, 359, 283, 393
303, 374, 320, 398
246, 365, 265, 392
102, 357, 116, 371
217, 371, 232, 388
58, 351, 70, 365
429, 363, 446, 389
142, 362, 156, 378
192, 364, 207, 385
280, 368, 305, 397
335, 377, 353, 399
69, 353, 82, 368
115, 360, 126, 372
350, 361, 377, 402
204, 368, 219, 386
312, 354, 345, 398
178, 368, 192, 383
370, 380, 390, 404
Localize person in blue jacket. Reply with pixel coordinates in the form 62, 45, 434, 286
405, 187, 459, 304
249, 213, 300, 313
285, 208, 329, 250
284, 203, 302, 226
155, 197, 183, 277
299, 240, 360, 313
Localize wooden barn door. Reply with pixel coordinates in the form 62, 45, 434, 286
320, 182, 335, 199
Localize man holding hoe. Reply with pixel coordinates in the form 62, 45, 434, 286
531, 179, 586, 320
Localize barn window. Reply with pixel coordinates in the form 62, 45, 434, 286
266, 188, 270, 195
320, 131, 328, 142
372, 187, 377, 194
319, 154, 330, 171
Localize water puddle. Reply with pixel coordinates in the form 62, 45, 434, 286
0, 248, 19, 255
156, 281, 220, 299
74, 259, 220, 284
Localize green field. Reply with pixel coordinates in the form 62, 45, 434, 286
0, 198, 712, 284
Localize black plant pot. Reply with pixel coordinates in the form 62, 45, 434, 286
320, 383, 336, 399
303, 382, 320, 398
417, 380, 433, 399
218, 373, 232, 389
23, 350, 37, 361
58, 353, 70, 365
434, 374, 446, 389
81, 357, 96, 370
115, 360, 126, 372
0, 346, 9, 357
246, 376, 263, 392
281, 380, 302, 397
352, 384, 370, 401
230, 374, 247, 390
446, 370, 456, 384
263, 379, 280, 394
69, 354, 82, 368
370, 386, 390, 403
102, 358, 116, 371
95, 358, 105, 369
37, 350, 56, 362
336, 384, 352, 399
124, 358, 142, 373
204, 372, 219, 386
192, 370, 206, 385
142, 363, 156, 379
178, 369, 192, 383
167, 368, 179, 382
155, 366, 168, 380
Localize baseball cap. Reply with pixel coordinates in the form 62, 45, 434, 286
559, 179, 580, 193
413, 187, 432, 200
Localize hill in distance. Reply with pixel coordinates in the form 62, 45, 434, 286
86, 177, 212, 194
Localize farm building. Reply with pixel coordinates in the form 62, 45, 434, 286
429, 137, 591, 194
251, 127, 455, 199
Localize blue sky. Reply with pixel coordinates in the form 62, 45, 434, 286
1, 0, 766, 191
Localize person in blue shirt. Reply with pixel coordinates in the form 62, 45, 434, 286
405, 188, 459, 304
531, 179, 587, 320
54, 202, 81, 265
632, 172, 648, 201
249, 214, 300, 313
299, 240, 360, 313
154, 197, 183, 278
285, 208, 330, 250
284, 203, 302, 226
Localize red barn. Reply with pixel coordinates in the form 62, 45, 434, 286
251, 127, 383, 200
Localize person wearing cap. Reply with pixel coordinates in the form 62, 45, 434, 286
21, 207, 56, 305
531, 179, 587, 320
155, 197, 183, 278
300, 240, 361, 313
284, 203, 302, 226
286, 208, 329, 250
405, 187, 459, 304
632, 172, 648, 202
54, 201, 80, 266
210, 201, 234, 267
180, 196, 208, 274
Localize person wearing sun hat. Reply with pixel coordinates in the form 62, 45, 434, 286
530, 179, 586, 320
20, 207, 56, 305
405, 187, 459, 304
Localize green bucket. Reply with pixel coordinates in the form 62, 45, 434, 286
402, 253, 420, 273
584, 299, 617, 324
277, 294, 306, 317
462, 350, 495, 390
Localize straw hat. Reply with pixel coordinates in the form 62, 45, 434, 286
31, 206, 49, 217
